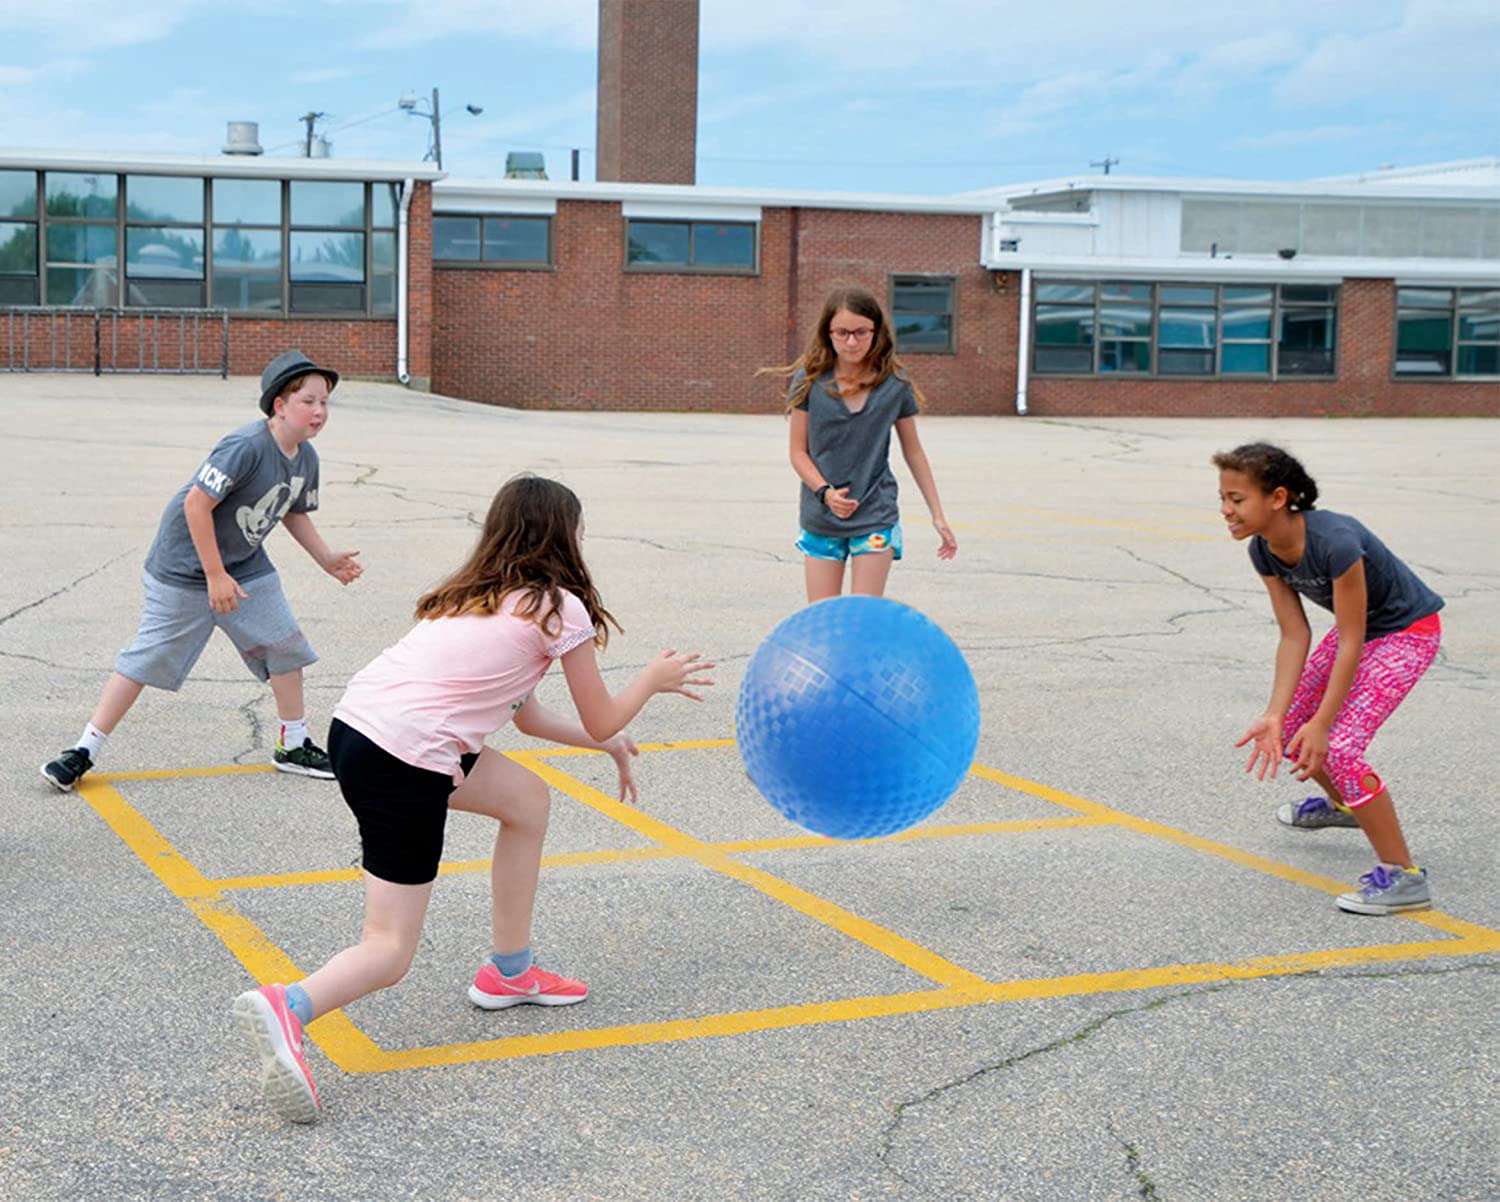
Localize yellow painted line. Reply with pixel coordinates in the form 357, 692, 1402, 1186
338, 930, 1500, 1072
971, 764, 1500, 943
519, 754, 990, 991
208, 816, 1104, 891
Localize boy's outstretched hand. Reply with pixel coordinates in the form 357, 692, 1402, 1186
323, 550, 363, 584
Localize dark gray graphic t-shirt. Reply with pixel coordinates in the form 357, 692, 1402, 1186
144, 420, 320, 588
1248, 509, 1442, 638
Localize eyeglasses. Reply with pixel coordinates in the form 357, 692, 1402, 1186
829, 327, 875, 343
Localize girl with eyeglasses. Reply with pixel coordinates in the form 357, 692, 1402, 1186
762, 285, 957, 603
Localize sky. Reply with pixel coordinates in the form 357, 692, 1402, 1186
2, 0, 1496, 195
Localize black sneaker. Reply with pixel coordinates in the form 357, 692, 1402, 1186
42, 747, 93, 792
273, 738, 335, 779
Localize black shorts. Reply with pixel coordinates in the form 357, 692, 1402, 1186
327, 718, 479, 886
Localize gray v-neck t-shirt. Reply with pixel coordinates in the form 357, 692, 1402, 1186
794, 370, 919, 537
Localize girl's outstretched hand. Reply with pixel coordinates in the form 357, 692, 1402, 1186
648, 650, 717, 701
934, 518, 958, 560
1235, 714, 1284, 780
604, 733, 639, 804
1285, 719, 1328, 782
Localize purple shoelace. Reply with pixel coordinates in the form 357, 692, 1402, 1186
1358, 865, 1397, 892
1294, 796, 1331, 819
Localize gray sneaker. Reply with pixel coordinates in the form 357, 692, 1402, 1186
1276, 796, 1360, 830
1336, 865, 1431, 916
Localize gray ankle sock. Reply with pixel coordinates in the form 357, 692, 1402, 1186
489, 947, 534, 978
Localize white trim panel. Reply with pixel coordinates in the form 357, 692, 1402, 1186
621, 201, 762, 221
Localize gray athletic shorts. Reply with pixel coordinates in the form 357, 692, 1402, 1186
114, 570, 318, 691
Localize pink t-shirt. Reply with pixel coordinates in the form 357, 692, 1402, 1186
333, 589, 596, 778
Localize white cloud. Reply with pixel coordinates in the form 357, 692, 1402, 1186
0, 0, 208, 52
1235, 124, 1396, 150
291, 65, 370, 85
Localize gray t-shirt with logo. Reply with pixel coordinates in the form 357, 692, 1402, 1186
1248, 509, 1442, 638
144, 419, 320, 588
794, 369, 920, 537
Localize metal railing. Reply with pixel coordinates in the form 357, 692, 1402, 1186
2, 307, 230, 377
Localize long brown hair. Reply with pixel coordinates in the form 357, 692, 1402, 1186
758, 285, 926, 410
414, 475, 619, 647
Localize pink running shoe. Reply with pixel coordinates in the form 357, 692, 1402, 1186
232, 984, 321, 1123
467, 962, 589, 1010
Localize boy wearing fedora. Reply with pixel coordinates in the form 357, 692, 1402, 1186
42, 350, 363, 791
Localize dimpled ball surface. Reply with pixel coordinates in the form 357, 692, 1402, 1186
735, 596, 980, 839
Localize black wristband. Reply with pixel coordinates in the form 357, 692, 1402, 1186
816, 483, 831, 505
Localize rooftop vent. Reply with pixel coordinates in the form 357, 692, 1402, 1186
223, 122, 264, 156
505, 151, 547, 179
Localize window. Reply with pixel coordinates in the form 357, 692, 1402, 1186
1032, 281, 1338, 378
432, 214, 551, 266
44, 171, 118, 305
289, 181, 364, 312
125, 175, 205, 307
0, 169, 38, 304
1182, 198, 1497, 260
1395, 287, 1500, 378
891, 276, 957, 354
212, 178, 282, 311
624, 219, 756, 272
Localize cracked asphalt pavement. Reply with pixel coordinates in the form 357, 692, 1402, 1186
2, 374, 1497, 1201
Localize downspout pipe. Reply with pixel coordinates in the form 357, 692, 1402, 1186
396, 177, 414, 386
1015, 266, 1031, 416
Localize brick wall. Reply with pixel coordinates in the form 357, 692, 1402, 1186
431, 201, 1013, 414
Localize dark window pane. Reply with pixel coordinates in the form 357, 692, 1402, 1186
893, 279, 953, 313
1458, 288, 1500, 309
691, 222, 754, 267
483, 216, 550, 263
1279, 308, 1335, 351
1280, 285, 1335, 304
124, 279, 204, 307
290, 282, 365, 312
1158, 348, 1214, 375
433, 216, 482, 261
290, 181, 364, 228
1223, 286, 1272, 305
45, 171, 118, 218
211, 178, 281, 225
1099, 340, 1150, 372
1033, 346, 1093, 373
1101, 282, 1151, 301
895, 313, 952, 351
627, 221, 690, 265
1222, 307, 1272, 340
289, 231, 364, 282
1397, 312, 1452, 353
1396, 287, 1452, 309
1159, 308, 1216, 348
372, 183, 399, 228
0, 275, 37, 303
0, 221, 38, 272
1458, 310, 1499, 342
1034, 304, 1093, 345
1221, 343, 1271, 374
1035, 282, 1092, 302
1159, 285, 1216, 305
0, 170, 37, 218
1099, 302, 1150, 338
46, 265, 117, 305
126, 227, 204, 278
372, 232, 396, 315
212, 227, 281, 310
46, 223, 117, 265
127, 175, 203, 223
1457, 345, 1499, 375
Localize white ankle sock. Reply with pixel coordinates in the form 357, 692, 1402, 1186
279, 718, 308, 749
77, 723, 109, 759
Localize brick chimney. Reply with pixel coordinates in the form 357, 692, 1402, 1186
596, 0, 699, 184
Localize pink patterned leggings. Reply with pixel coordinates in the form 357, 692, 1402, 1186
1283, 614, 1441, 807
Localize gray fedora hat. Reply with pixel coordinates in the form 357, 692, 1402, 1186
259, 350, 339, 415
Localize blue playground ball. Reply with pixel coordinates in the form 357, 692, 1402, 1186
735, 596, 980, 839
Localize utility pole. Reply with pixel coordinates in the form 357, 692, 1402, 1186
300, 111, 326, 158
1090, 155, 1119, 175
430, 87, 443, 170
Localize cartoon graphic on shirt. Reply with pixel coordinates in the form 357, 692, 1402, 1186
237, 477, 305, 546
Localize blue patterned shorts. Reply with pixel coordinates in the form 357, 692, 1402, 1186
796, 524, 903, 562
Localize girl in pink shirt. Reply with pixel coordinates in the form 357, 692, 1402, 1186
231, 475, 714, 1123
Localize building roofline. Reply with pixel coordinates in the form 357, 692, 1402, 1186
959, 169, 1500, 205
0, 147, 444, 182
435, 177, 997, 215
981, 251, 1500, 284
